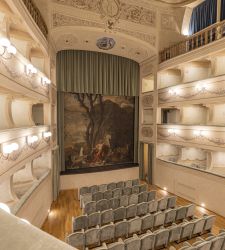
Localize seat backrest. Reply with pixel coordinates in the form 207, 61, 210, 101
139, 184, 148, 193
137, 202, 149, 216
100, 224, 115, 242
132, 185, 140, 194
88, 212, 101, 228
123, 187, 132, 196
176, 206, 188, 221
101, 209, 114, 225
120, 195, 129, 207
115, 220, 129, 239
90, 185, 99, 193
154, 229, 170, 248
80, 186, 89, 196
186, 204, 195, 218
113, 188, 122, 198
124, 180, 133, 188
140, 232, 155, 250
116, 181, 124, 189
107, 241, 125, 250
126, 204, 137, 219
154, 211, 166, 227
85, 228, 100, 247
128, 216, 142, 235
96, 199, 109, 212
114, 207, 126, 222
168, 224, 182, 243
138, 191, 148, 203
93, 192, 104, 202
104, 190, 113, 200
192, 218, 205, 235
81, 193, 92, 208
132, 179, 139, 186
165, 208, 176, 224
124, 236, 141, 250
148, 200, 158, 213
109, 198, 120, 209
167, 196, 177, 209
193, 241, 211, 250
203, 215, 216, 232
141, 214, 154, 232
147, 191, 156, 202
180, 221, 195, 240
210, 236, 224, 250
73, 215, 88, 231
99, 184, 108, 193
129, 194, 138, 205
157, 197, 168, 211
108, 182, 117, 190
84, 201, 97, 215
67, 232, 85, 249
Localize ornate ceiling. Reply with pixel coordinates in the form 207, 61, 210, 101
34, 0, 191, 63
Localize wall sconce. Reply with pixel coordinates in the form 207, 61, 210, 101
26, 64, 37, 75
168, 88, 179, 96
43, 131, 52, 138
168, 128, 179, 135
27, 135, 38, 145
0, 37, 17, 58
41, 77, 51, 85
2, 143, 19, 154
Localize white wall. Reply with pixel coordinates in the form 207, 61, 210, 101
60, 167, 139, 190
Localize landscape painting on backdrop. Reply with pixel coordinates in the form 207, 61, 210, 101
64, 93, 135, 170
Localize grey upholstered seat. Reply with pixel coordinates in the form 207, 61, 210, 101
113, 188, 122, 198
192, 241, 211, 250
179, 242, 197, 250
176, 206, 188, 221
148, 200, 158, 213
92, 243, 108, 250
81, 193, 92, 208
141, 214, 154, 232
84, 201, 97, 215
73, 215, 88, 231
116, 181, 125, 189
140, 231, 155, 250
101, 209, 114, 225
104, 190, 113, 200
109, 198, 120, 209
167, 196, 177, 209
205, 235, 225, 250
128, 216, 142, 235
114, 206, 126, 222
139, 184, 148, 193
90, 185, 99, 194
147, 191, 156, 202
168, 223, 182, 243
80, 186, 89, 196
123, 187, 132, 196
180, 220, 195, 241
67, 231, 85, 250
85, 227, 101, 248
138, 192, 148, 203
88, 212, 101, 228
107, 241, 125, 250
120, 195, 129, 207
153, 211, 166, 227
129, 194, 138, 205
132, 185, 140, 194
100, 223, 115, 243
192, 217, 205, 236
96, 199, 109, 212
186, 204, 195, 218
124, 235, 141, 250
132, 179, 140, 186
124, 180, 133, 188
99, 184, 108, 193
157, 197, 168, 211
93, 192, 104, 202
154, 228, 169, 249
203, 215, 216, 233
137, 202, 148, 216
164, 208, 176, 225
115, 220, 129, 239
108, 182, 117, 190
126, 204, 137, 219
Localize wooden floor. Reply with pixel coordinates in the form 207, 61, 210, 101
41, 184, 225, 249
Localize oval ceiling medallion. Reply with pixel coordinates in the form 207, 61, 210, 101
96, 37, 116, 50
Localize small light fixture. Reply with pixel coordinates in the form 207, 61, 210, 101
0, 37, 17, 58
163, 187, 167, 191
42, 77, 51, 85
168, 88, 179, 96
0, 37, 11, 47
168, 128, 179, 135
0, 203, 11, 214
2, 143, 19, 154
27, 135, 38, 144
21, 218, 30, 224
201, 203, 205, 208
26, 64, 37, 75
182, 29, 189, 36
6, 45, 17, 55
195, 84, 209, 92
43, 131, 52, 138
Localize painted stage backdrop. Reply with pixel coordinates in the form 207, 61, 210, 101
64, 93, 135, 170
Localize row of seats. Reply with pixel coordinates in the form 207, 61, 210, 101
83, 191, 157, 215
74, 201, 194, 232
79, 179, 140, 198
173, 229, 225, 250
80, 184, 148, 208
67, 215, 215, 250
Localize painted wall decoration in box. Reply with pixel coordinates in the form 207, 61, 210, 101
64, 93, 135, 170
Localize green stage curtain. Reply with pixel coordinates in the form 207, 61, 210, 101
57, 50, 140, 96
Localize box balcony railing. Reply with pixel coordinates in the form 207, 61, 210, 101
159, 20, 225, 63
22, 0, 48, 38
